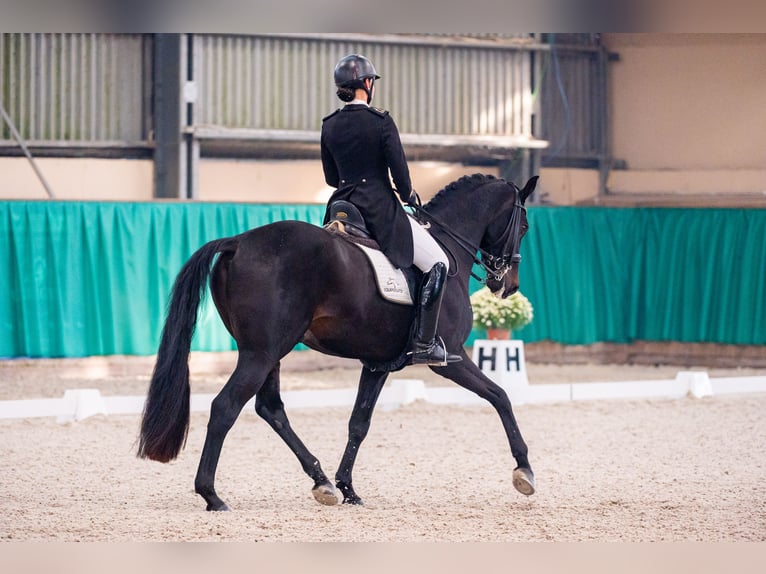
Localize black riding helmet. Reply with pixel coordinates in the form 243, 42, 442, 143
334, 54, 380, 104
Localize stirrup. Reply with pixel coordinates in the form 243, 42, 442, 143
408, 337, 462, 367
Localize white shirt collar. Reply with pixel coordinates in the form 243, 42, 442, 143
347, 99, 369, 106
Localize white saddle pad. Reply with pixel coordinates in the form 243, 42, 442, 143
353, 243, 414, 306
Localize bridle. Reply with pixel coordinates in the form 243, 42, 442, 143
411, 189, 526, 285
479, 196, 526, 282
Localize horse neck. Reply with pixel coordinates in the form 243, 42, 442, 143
425, 180, 503, 281
426, 181, 500, 247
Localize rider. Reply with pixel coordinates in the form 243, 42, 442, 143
321, 54, 461, 367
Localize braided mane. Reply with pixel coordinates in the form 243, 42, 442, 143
424, 173, 502, 212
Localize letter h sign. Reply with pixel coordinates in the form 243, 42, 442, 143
471, 339, 529, 389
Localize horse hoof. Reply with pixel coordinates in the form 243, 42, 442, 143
206, 501, 231, 511
342, 494, 364, 506
512, 467, 535, 496
312, 483, 340, 506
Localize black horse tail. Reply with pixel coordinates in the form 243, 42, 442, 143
137, 237, 238, 462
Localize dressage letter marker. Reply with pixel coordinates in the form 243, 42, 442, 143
471, 340, 529, 401
477, 346, 498, 371
506, 345, 522, 372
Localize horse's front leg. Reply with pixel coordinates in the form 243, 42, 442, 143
255, 362, 338, 505
335, 367, 389, 505
432, 351, 535, 496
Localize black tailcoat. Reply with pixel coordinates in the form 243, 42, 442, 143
321, 104, 414, 269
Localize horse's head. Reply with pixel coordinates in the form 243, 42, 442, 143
482, 176, 537, 298
420, 173, 538, 298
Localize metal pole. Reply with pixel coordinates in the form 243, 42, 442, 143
259, 33, 602, 54
0, 101, 56, 199
152, 33, 184, 199
598, 44, 612, 197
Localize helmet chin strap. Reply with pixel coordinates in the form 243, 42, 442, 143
365, 78, 374, 104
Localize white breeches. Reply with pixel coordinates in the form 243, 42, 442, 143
407, 214, 449, 272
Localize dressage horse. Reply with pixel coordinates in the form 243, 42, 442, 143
138, 173, 538, 511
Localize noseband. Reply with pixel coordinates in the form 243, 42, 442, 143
412, 191, 526, 286
480, 197, 526, 282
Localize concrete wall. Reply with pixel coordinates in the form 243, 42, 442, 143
199, 160, 499, 203
0, 158, 154, 201
536, 168, 601, 205
540, 33, 766, 205
0, 156, 497, 203
602, 33, 766, 197
205, 160, 497, 203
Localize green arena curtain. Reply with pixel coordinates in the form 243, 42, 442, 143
1, 202, 764, 358
0, 202, 325, 358
517, 207, 766, 345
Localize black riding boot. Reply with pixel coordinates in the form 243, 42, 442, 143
408, 262, 462, 366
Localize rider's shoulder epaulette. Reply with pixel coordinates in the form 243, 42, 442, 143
366, 106, 389, 118
322, 109, 341, 121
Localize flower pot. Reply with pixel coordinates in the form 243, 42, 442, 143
485, 328, 511, 340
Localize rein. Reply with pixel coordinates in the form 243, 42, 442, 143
411, 195, 525, 285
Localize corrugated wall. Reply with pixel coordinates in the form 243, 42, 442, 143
538, 36, 607, 166
0, 33, 606, 167
194, 34, 535, 137
0, 33, 147, 144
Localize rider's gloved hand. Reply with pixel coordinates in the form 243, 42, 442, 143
407, 190, 421, 208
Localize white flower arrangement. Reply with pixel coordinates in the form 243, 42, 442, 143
470, 286, 534, 331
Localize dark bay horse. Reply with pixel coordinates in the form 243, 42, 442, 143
138, 173, 538, 511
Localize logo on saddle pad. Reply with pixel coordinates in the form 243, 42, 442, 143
353, 244, 414, 306
384, 277, 406, 296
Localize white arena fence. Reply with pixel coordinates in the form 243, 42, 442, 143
1, 372, 765, 423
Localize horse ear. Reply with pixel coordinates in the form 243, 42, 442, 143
519, 176, 538, 204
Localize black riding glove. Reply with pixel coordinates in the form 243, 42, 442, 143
407, 190, 421, 208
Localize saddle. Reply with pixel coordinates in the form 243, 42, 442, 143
325, 200, 373, 240
324, 200, 419, 307
323, 201, 428, 373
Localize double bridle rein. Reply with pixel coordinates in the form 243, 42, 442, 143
412, 190, 526, 285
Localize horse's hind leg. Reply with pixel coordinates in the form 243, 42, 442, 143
335, 367, 389, 505
255, 363, 338, 506
194, 351, 269, 511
